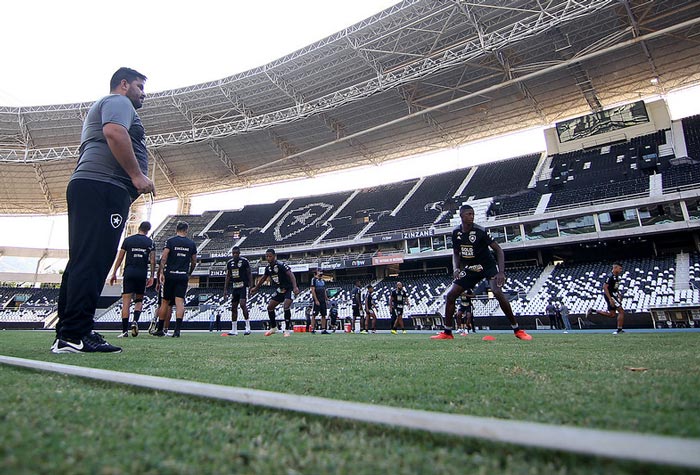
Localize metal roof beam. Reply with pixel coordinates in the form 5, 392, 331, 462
32, 163, 56, 214
149, 148, 182, 199
207, 140, 250, 185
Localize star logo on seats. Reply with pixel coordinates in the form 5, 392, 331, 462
274, 203, 333, 241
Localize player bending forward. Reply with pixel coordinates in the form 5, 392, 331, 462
587, 262, 626, 335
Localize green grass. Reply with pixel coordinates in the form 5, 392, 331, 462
1, 330, 699, 474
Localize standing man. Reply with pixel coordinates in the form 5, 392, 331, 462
587, 263, 625, 335
250, 249, 300, 337
432, 204, 532, 340
350, 280, 364, 333
223, 246, 252, 336
310, 269, 329, 334
52, 67, 154, 354
109, 221, 156, 338
560, 302, 572, 333
546, 301, 558, 330
389, 282, 409, 334
363, 285, 377, 334
152, 221, 197, 338
455, 289, 476, 335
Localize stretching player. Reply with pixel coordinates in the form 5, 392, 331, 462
223, 246, 252, 336
587, 262, 625, 335
432, 204, 531, 340
110, 221, 155, 338
250, 248, 299, 337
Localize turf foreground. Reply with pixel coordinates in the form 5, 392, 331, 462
1, 330, 699, 474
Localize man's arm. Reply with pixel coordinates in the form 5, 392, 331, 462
148, 250, 156, 287
489, 241, 506, 288
189, 254, 197, 276
452, 247, 462, 279
250, 274, 268, 294
103, 123, 154, 195
109, 249, 126, 286
287, 270, 299, 295
310, 284, 319, 304
159, 248, 170, 285
223, 266, 231, 297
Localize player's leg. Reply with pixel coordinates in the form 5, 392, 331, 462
240, 291, 251, 334
320, 301, 328, 333
173, 295, 185, 337
265, 297, 281, 336
283, 296, 293, 336
229, 292, 240, 335
491, 279, 531, 340
613, 307, 625, 334
431, 283, 463, 339
118, 293, 132, 337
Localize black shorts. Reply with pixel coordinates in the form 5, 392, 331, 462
391, 307, 404, 318
458, 305, 472, 315
123, 276, 147, 295
454, 265, 498, 290
230, 286, 248, 303
163, 277, 188, 301
271, 288, 292, 303
313, 300, 327, 317
607, 295, 623, 311
352, 305, 361, 317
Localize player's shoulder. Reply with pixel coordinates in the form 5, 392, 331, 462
473, 223, 488, 233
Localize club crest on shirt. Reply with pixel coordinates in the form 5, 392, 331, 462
274, 203, 333, 241
468, 232, 476, 243
110, 214, 123, 229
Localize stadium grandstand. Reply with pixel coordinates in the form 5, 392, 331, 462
1, 0, 700, 332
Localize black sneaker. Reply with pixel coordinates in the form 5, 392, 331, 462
130, 322, 139, 337
117, 331, 129, 338
152, 330, 165, 337
321, 330, 329, 334
173, 331, 181, 338
51, 332, 122, 354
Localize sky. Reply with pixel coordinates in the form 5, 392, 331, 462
1, 0, 700, 257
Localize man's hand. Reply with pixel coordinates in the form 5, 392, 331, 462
132, 173, 155, 196
147, 277, 154, 289
495, 271, 506, 288
453, 269, 461, 280
293, 287, 300, 296
109, 273, 117, 286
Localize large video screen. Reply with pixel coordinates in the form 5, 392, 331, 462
555, 101, 649, 143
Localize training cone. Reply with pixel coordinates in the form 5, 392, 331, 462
482, 335, 496, 341
220, 332, 229, 337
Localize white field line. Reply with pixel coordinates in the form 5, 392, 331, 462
1, 354, 699, 469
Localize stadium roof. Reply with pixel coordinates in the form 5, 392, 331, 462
1, 0, 699, 215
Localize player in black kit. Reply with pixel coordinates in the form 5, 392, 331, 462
223, 246, 253, 336
310, 269, 329, 334
389, 282, 410, 334
432, 205, 531, 340
455, 289, 476, 335
587, 262, 625, 334
250, 248, 299, 337
152, 222, 197, 337
350, 280, 364, 333
109, 221, 155, 338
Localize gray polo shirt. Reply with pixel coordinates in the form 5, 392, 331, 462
71, 94, 148, 200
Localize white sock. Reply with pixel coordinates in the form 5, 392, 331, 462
245, 320, 250, 331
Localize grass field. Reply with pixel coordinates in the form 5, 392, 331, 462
1, 329, 699, 475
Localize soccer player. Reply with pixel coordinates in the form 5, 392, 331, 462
363, 285, 377, 334
455, 289, 476, 335
152, 221, 197, 338
587, 263, 625, 335
389, 282, 409, 334
52, 67, 154, 354
432, 204, 532, 340
310, 269, 329, 334
350, 280, 364, 333
109, 221, 155, 338
223, 246, 252, 336
250, 248, 300, 337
